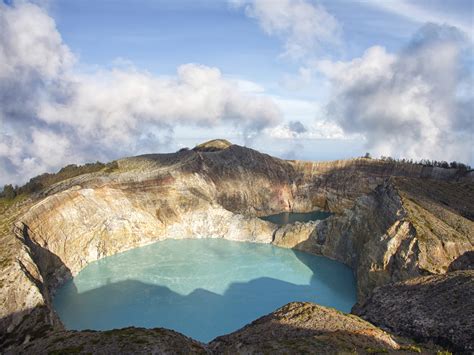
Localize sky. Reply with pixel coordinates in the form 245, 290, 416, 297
0, 0, 473, 185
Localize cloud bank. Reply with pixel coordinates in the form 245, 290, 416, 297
318, 23, 473, 163
0, 2, 282, 185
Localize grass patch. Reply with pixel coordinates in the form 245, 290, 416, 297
48, 344, 84, 355
366, 347, 388, 353
400, 345, 422, 353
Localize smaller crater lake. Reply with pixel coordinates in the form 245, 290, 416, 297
54, 238, 356, 343
259, 210, 332, 225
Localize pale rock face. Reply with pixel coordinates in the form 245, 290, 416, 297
3, 249, 45, 332
0, 143, 472, 350
164, 206, 274, 243
273, 221, 319, 248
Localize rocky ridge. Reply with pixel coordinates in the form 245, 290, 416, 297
209, 302, 442, 354
0, 140, 473, 352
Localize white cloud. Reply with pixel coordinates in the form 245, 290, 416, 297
266, 121, 352, 140
38, 64, 281, 142
266, 119, 353, 140
318, 23, 473, 163
230, 0, 341, 59
0, 2, 74, 79
0, 2, 282, 185
261, 95, 357, 140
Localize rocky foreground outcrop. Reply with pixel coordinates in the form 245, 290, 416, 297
7, 328, 208, 355
353, 270, 474, 352
209, 302, 442, 354
1, 139, 473, 352
6, 302, 444, 355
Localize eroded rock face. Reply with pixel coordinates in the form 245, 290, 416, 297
0, 141, 472, 351
17, 189, 275, 279
353, 271, 474, 352
275, 179, 474, 300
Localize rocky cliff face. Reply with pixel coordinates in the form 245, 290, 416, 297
274, 178, 474, 300
353, 271, 474, 352
0, 140, 472, 351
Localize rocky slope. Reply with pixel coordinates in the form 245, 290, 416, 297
276, 176, 474, 300
353, 270, 474, 353
7, 303, 443, 354
7, 327, 208, 355
0, 139, 472, 352
209, 302, 441, 354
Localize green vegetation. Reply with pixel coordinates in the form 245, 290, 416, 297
360, 152, 471, 171
2, 184, 16, 199
400, 345, 422, 353
366, 347, 388, 353
379, 156, 471, 171
0, 192, 28, 211
0, 161, 118, 199
48, 344, 84, 355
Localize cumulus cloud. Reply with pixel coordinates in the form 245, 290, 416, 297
266, 120, 350, 140
38, 64, 281, 144
318, 23, 473, 163
0, 1, 282, 185
230, 0, 341, 59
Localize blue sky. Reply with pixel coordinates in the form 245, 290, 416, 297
50, 0, 468, 71
49, 0, 416, 96
0, 0, 473, 184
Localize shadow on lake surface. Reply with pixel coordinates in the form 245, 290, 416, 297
55, 276, 355, 343
54, 244, 355, 343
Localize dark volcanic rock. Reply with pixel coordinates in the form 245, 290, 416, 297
209, 302, 438, 354
449, 251, 474, 271
352, 271, 474, 352
8, 327, 208, 355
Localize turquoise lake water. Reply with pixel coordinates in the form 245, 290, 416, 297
54, 239, 356, 343
259, 210, 332, 225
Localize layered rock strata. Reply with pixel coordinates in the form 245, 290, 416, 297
0, 140, 472, 352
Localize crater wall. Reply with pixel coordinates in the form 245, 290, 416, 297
1, 144, 472, 350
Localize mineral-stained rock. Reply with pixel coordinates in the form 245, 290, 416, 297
209, 302, 439, 354
352, 271, 474, 352
0, 140, 472, 351
289, 179, 474, 301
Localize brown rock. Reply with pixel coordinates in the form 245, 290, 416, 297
209, 302, 438, 354
352, 271, 474, 352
